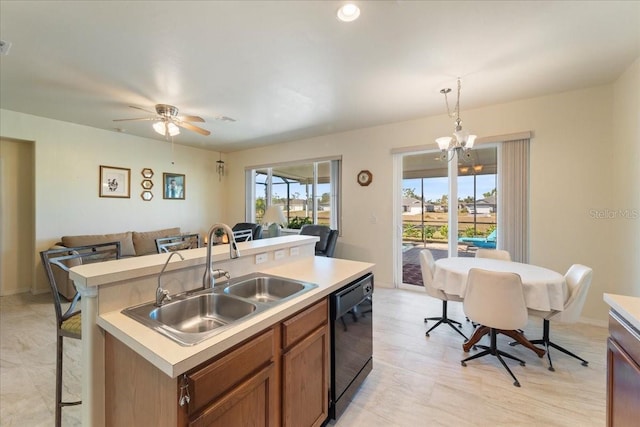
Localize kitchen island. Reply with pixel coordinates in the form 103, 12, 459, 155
603, 293, 640, 426
70, 235, 374, 426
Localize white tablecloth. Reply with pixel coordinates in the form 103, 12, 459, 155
433, 258, 568, 312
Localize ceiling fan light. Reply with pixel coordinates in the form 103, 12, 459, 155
152, 121, 180, 136
436, 136, 452, 150
167, 122, 180, 136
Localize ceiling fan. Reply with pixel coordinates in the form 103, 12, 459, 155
113, 104, 225, 137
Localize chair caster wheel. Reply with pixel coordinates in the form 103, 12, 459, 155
425, 332, 430, 337
514, 381, 521, 387
472, 345, 477, 350
548, 366, 555, 372
461, 361, 466, 367
581, 361, 589, 367
509, 342, 517, 347
520, 362, 526, 366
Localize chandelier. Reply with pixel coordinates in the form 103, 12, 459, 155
436, 78, 476, 162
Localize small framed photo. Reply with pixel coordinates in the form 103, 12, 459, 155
99, 165, 130, 198
163, 173, 185, 200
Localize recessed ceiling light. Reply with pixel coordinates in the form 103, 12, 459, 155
337, 3, 360, 22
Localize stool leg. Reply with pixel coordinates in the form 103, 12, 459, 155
56, 334, 63, 427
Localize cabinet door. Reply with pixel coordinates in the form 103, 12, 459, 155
282, 324, 329, 427
607, 338, 640, 426
189, 362, 277, 427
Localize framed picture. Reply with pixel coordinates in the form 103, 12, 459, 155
163, 173, 185, 200
99, 165, 130, 198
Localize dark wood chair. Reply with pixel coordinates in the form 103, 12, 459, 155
155, 233, 201, 253
40, 241, 121, 427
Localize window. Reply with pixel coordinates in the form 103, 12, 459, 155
246, 158, 341, 231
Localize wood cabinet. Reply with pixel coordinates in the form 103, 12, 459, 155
607, 310, 640, 426
105, 298, 330, 427
281, 299, 329, 427
184, 328, 278, 426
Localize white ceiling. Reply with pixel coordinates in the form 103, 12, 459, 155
1, 1, 639, 153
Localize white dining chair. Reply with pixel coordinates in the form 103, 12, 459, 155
420, 250, 468, 340
464, 249, 512, 325
461, 268, 528, 387
524, 264, 593, 371
475, 248, 512, 261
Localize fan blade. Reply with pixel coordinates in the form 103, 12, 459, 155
176, 121, 211, 136
113, 117, 156, 122
177, 115, 205, 123
129, 105, 157, 115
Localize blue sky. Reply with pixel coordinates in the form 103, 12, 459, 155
268, 176, 496, 202
403, 175, 496, 201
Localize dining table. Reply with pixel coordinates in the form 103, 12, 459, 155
433, 257, 569, 356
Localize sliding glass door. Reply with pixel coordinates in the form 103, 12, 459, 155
400, 147, 497, 287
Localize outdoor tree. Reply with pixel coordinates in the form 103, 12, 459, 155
483, 188, 497, 198
255, 197, 265, 216
320, 192, 330, 203
403, 188, 421, 200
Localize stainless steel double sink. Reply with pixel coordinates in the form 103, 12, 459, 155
122, 273, 317, 346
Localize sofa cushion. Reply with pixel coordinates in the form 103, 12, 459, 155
62, 232, 135, 257
132, 227, 181, 256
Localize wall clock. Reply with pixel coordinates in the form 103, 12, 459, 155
357, 170, 372, 186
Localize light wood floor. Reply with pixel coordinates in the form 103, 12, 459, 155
1, 288, 608, 426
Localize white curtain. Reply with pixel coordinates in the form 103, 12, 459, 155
497, 139, 530, 263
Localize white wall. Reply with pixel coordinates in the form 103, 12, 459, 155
225, 73, 637, 323
0, 110, 224, 293
0, 138, 35, 295
611, 58, 640, 298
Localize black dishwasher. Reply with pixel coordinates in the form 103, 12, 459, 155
329, 273, 374, 420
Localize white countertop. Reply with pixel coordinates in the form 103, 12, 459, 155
70, 235, 317, 287
604, 293, 640, 331
98, 256, 374, 378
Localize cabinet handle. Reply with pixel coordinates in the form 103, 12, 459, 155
179, 374, 191, 407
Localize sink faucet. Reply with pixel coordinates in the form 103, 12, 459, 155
155, 252, 185, 306
203, 223, 239, 289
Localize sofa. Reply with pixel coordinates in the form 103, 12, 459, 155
51, 227, 181, 299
